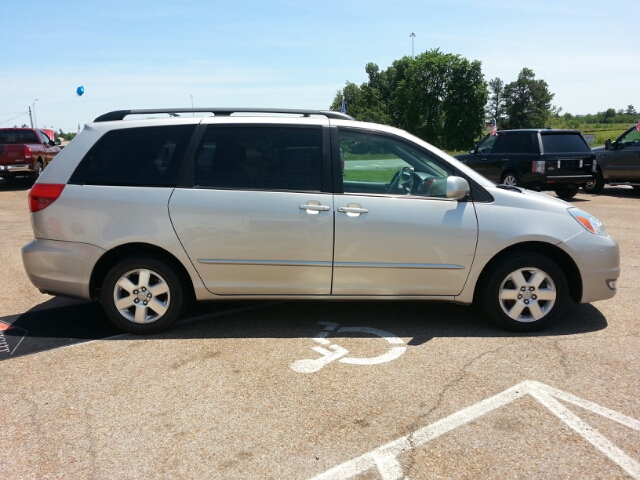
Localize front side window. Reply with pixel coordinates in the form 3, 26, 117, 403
618, 127, 640, 148
195, 126, 322, 192
70, 125, 195, 186
476, 134, 497, 154
339, 129, 454, 197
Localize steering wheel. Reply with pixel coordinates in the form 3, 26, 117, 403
387, 168, 413, 194
386, 170, 402, 193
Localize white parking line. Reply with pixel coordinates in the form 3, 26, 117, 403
311, 381, 640, 480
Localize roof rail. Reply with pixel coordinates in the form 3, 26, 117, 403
94, 108, 354, 122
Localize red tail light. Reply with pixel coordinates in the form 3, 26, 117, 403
29, 184, 65, 212
23, 146, 32, 160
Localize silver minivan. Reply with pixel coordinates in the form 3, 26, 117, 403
22, 109, 619, 334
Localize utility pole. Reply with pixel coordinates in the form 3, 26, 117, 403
29, 106, 33, 128
410, 32, 416, 59
190, 94, 194, 116
32, 99, 38, 129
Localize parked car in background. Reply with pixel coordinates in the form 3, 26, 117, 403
455, 129, 597, 199
0, 128, 60, 180
22, 108, 619, 335
583, 123, 640, 193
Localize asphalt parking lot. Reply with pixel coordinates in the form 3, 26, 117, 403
1, 177, 638, 479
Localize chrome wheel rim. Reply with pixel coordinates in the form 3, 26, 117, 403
498, 267, 556, 322
584, 180, 595, 189
502, 174, 517, 186
113, 268, 170, 324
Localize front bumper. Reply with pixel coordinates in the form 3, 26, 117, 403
22, 238, 105, 300
561, 231, 620, 303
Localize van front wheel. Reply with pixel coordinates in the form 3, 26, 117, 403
481, 253, 569, 332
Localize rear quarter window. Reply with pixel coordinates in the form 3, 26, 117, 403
541, 134, 590, 153
69, 125, 195, 186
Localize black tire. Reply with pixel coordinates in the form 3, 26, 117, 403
554, 184, 579, 199
481, 252, 569, 332
501, 171, 521, 187
583, 170, 604, 194
33, 160, 44, 178
101, 256, 185, 334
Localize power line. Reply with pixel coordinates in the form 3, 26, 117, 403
0, 111, 29, 125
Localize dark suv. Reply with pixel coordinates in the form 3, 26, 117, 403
455, 129, 597, 198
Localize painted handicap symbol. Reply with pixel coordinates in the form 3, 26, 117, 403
291, 321, 407, 373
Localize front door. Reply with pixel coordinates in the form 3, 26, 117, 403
333, 128, 478, 296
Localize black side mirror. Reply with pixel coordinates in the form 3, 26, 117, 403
604, 139, 611, 150
55, 139, 61, 146
401, 166, 414, 182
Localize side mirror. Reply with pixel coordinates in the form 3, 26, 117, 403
446, 176, 471, 200
401, 166, 413, 182
469, 148, 476, 154
604, 139, 611, 150
55, 139, 61, 146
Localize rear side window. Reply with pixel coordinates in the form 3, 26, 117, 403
541, 133, 590, 153
69, 125, 195, 186
194, 126, 322, 191
492, 132, 539, 154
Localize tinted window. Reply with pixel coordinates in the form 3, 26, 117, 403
195, 126, 322, 191
476, 134, 497, 153
70, 125, 195, 186
619, 127, 640, 147
0, 129, 39, 144
492, 132, 539, 154
339, 129, 454, 197
541, 133, 590, 153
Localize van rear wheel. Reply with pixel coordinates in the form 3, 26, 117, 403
101, 256, 185, 334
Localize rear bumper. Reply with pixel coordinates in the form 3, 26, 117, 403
0, 164, 32, 174
22, 238, 105, 300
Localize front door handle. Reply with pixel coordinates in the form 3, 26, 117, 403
338, 206, 369, 217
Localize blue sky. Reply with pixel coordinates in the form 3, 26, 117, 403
2, 0, 637, 133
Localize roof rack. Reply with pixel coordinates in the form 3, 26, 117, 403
94, 108, 354, 122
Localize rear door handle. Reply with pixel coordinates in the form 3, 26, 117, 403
299, 204, 330, 214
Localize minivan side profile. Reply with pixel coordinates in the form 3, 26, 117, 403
22, 109, 619, 334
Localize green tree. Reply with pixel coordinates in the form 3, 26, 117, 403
485, 77, 505, 125
331, 49, 487, 151
625, 104, 637, 115
503, 68, 554, 129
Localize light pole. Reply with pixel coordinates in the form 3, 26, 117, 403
410, 32, 416, 59
32, 99, 38, 129
190, 94, 194, 116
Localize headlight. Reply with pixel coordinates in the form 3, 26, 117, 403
568, 208, 607, 236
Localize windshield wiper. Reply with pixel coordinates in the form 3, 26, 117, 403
495, 184, 523, 193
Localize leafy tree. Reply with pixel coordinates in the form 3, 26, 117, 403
485, 77, 505, 125
331, 49, 487, 151
625, 104, 637, 115
502, 68, 554, 129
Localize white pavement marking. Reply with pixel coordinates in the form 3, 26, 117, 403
291, 323, 407, 373
310, 381, 640, 480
